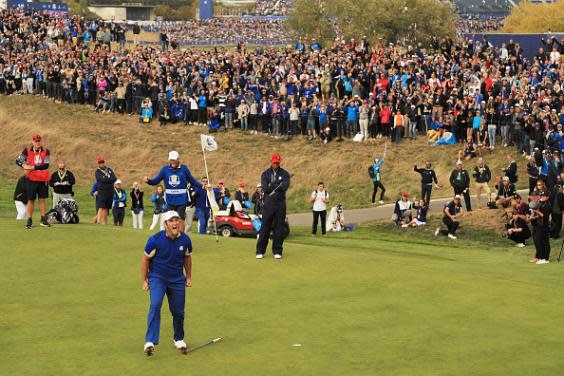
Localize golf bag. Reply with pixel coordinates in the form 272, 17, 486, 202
46, 199, 79, 224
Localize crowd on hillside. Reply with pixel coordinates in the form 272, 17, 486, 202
144, 18, 291, 46
0, 9, 563, 147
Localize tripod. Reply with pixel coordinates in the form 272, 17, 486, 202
558, 239, 564, 262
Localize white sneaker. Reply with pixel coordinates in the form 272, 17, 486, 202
401, 224, 408, 228
174, 339, 188, 353
448, 234, 457, 240
535, 259, 549, 265
516, 243, 526, 248
379, 200, 384, 204
256, 254, 264, 259
144, 342, 155, 356
434, 227, 440, 236
274, 254, 282, 259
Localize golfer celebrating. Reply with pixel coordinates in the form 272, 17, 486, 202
141, 211, 193, 356
256, 153, 291, 259
144, 151, 204, 232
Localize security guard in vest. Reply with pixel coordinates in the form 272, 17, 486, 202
256, 153, 291, 259
18, 134, 51, 229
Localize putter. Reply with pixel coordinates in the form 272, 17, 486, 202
187, 337, 223, 354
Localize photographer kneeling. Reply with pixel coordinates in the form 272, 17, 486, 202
506, 210, 531, 248
392, 192, 412, 227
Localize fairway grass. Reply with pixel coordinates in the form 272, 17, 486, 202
2, 219, 564, 376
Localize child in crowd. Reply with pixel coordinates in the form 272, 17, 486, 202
112, 179, 127, 226
149, 185, 167, 231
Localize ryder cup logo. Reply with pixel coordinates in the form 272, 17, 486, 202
168, 174, 180, 187
34, 155, 42, 164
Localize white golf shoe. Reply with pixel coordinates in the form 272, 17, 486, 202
448, 234, 457, 240
434, 227, 440, 237
274, 254, 282, 259
144, 342, 155, 356
256, 254, 264, 259
174, 339, 188, 354
516, 243, 526, 248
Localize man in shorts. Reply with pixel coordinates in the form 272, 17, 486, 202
19, 134, 51, 229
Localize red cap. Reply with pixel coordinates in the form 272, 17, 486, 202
218, 179, 224, 184
402, 192, 409, 197
239, 182, 245, 187
271, 153, 282, 163
32, 134, 41, 142
97, 156, 105, 163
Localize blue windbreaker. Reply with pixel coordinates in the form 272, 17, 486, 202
147, 164, 201, 206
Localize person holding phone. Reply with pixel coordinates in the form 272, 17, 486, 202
310, 182, 330, 236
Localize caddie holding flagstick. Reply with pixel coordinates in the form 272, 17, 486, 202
142, 210, 193, 356
144, 150, 209, 233
200, 134, 220, 241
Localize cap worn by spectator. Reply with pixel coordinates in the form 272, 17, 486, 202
239, 182, 245, 187
32, 134, 42, 142
115, 179, 122, 185
502, 176, 509, 181
97, 156, 105, 163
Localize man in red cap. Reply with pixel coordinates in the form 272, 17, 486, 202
18, 134, 51, 229
256, 153, 291, 259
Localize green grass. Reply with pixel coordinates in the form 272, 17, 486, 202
2, 213, 564, 375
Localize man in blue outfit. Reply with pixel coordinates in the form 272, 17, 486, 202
369, 156, 386, 205
144, 150, 204, 231
141, 210, 193, 356
193, 176, 216, 234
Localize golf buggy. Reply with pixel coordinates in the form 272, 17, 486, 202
208, 200, 290, 238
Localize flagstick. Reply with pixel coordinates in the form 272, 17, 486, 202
201, 141, 219, 242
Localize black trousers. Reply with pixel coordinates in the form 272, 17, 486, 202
312, 210, 327, 235
421, 184, 432, 204
454, 188, 472, 211
372, 181, 386, 203
443, 216, 459, 235
533, 227, 551, 260
256, 201, 286, 256
113, 207, 125, 225
550, 212, 562, 239
508, 231, 530, 244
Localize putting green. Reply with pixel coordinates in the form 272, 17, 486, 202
2, 219, 564, 375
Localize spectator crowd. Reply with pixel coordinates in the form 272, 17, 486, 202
5, 5, 564, 263
144, 18, 291, 46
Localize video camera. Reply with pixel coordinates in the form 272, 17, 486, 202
15, 154, 25, 168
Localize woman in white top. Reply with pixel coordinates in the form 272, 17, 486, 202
310, 182, 330, 236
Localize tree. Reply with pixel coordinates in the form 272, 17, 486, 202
502, 1, 564, 33
286, 0, 335, 43
288, 0, 456, 46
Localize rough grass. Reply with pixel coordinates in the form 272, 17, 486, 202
0, 95, 529, 213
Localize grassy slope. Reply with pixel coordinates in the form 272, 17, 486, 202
0, 96, 529, 214
1, 220, 563, 376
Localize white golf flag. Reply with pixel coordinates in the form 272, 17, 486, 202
201, 134, 218, 152
206, 189, 220, 214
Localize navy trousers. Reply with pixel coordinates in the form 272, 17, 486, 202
145, 276, 185, 345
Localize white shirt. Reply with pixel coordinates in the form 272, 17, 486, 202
311, 189, 329, 211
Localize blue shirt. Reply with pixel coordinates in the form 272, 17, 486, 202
147, 164, 201, 206
144, 231, 192, 282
